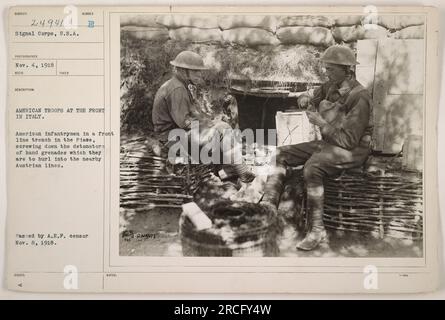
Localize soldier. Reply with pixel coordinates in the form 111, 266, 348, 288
260, 45, 374, 251
152, 50, 254, 182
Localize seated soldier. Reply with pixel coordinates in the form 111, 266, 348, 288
152, 50, 254, 182
260, 45, 374, 251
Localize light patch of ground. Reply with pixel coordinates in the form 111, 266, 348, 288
119, 207, 422, 258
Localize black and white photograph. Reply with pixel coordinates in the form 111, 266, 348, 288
119, 13, 425, 258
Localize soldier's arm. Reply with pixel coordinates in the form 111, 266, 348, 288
320, 96, 370, 150
308, 85, 324, 111
167, 87, 197, 130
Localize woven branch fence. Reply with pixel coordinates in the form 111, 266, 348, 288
121, 135, 423, 242
321, 171, 423, 240
120, 135, 214, 211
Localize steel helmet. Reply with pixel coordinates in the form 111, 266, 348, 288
170, 51, 209, 70
320, 45, 359, 66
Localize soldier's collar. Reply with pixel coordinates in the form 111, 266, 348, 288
337, 79, 354, 97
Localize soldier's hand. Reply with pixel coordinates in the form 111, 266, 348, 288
306, 104, 316, 112
306, 111, 328, 127
297, 93, 311, 108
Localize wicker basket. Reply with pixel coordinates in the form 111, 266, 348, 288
323, 170, 423, 240
179, 201, 281, 257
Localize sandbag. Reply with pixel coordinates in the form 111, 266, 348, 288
340, 42, 357, 51
396, 15, 425, 29
333, 15, 363, 26
362, 25, 389, 39
332, 25, 364, 42
120, 15, 160, 28
378, 15, 424, 30
156, 15, 219, 29
218, 15, 277, 32
121, 26, 169, 41
222, 28, 279, 47
377, 16, 397, 30
333, 25, 387, 42
277, 26, 334, 46
169, 27, 222, 42
393, 25, 424, 39
277, 15, 333, 28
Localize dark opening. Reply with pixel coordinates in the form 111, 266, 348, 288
230, 81, 318, 145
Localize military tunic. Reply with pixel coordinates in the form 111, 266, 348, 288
269, 79, 373, 188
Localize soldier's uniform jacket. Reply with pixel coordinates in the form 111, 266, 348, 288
311, 79, 373, 151
152, 75, 196, 141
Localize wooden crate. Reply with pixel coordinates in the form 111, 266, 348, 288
356, 39, 424, 153
402, 134, 423, 172
275, 111, 321, 147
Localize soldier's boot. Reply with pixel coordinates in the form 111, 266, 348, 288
259, 166, 287, 215
296, 185, 328, 251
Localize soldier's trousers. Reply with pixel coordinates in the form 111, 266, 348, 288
262, 140, 370, 207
